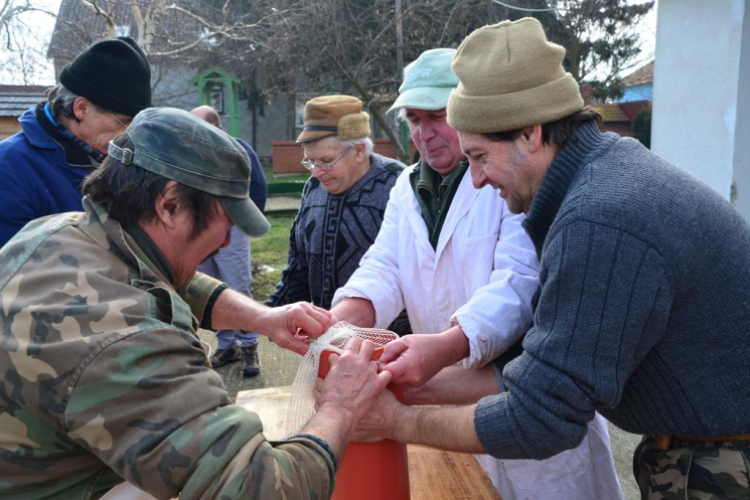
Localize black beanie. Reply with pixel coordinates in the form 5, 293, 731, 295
60, 36, 152, 117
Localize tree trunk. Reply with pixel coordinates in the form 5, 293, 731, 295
350, 76, 408, 163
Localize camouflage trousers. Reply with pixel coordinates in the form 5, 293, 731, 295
634, 436, 750, 499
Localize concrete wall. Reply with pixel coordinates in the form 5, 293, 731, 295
238, 94, 292, 158
652, 0, 749, 219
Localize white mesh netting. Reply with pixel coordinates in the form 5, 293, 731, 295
285, 322, 398, 437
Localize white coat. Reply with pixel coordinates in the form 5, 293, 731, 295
333, 163, 539, 367
333, 164, 624, 500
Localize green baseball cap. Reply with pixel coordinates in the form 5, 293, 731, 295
108, 107, 270, 237
388, 48, 459, 114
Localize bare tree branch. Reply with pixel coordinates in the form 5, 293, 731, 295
1, 0, 56, 84
77, 0, 115, 37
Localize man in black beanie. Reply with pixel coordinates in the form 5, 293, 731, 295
0, 36, 152, 247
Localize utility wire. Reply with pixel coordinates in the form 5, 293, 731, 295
490, 0, 558, 12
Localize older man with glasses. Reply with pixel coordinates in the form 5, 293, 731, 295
0, 36, 151, 247
267, 95, 411, 335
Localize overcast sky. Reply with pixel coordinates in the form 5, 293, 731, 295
1, 0, 656, 87
0, 0, 61, 85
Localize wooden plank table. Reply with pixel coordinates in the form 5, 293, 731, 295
236, 386, 500, 499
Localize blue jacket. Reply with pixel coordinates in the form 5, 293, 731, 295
0, 107, 92, 247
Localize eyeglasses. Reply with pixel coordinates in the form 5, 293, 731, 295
109, 113, 131, 129
301, 147, 352, 172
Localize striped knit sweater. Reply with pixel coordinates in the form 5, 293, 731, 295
267, 153, 411, 335
475, 122, 750, 460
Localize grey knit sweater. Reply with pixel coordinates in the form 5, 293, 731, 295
475, 122, 750, 460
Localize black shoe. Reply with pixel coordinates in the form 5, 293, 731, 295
242, 346, 260, 378
210, 346, 242, 368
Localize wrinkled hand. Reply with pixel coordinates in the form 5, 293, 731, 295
315, 373, 402, 443
350, 386, 401, 443
316, 339, 392, 424
260, 302, 332, 355
379, 334, 455, 387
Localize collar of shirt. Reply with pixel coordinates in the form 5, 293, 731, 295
79, 197, 177, 288
36, 102, 103, 167
122, 222, 177, 285
410, 159, 469, 249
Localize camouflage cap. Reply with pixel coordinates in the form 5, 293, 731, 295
108, 107, 270, 237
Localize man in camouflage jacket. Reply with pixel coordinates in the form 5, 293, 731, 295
0, 108, 391, 499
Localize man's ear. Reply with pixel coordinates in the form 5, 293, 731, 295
353, 142, 367, 162
154, 181, 182, 229
519, 124, 544, 153
72, 97, 91, 122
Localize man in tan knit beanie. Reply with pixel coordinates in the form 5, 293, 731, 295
446, 16, 592, 214
355, 18, 750, 500
329, 46, 622, 500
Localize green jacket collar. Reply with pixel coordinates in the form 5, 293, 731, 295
79, 197, 175, 287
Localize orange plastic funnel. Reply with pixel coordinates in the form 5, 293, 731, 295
319, 347, 410, 500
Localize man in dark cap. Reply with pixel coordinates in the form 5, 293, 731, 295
0, 36, 152, 247
0, 107, 389, 499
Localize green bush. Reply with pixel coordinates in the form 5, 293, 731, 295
632, 107, 652, 149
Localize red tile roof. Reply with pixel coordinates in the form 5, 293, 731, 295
594, 104, 630, 122
622, 61, 654, 87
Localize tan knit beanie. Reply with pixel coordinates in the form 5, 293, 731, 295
447, 17, 583, 133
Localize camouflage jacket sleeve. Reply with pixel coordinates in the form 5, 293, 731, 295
63, 325, 335, 499
178, 272, 227, 330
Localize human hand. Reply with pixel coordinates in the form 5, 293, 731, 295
350, 386, 402, 443
258, 302, 332, 355
379, 329, 468, 386
315, 369, 407, 443
316, 339, 392, 425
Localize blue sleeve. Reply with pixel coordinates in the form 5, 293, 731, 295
0, 159, 37, 248
237, 139, 268, 212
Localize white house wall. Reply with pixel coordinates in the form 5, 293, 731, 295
733, 2, 750, 219
652, 0, 749, 220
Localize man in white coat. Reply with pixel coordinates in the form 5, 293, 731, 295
330, 48, 623, 499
